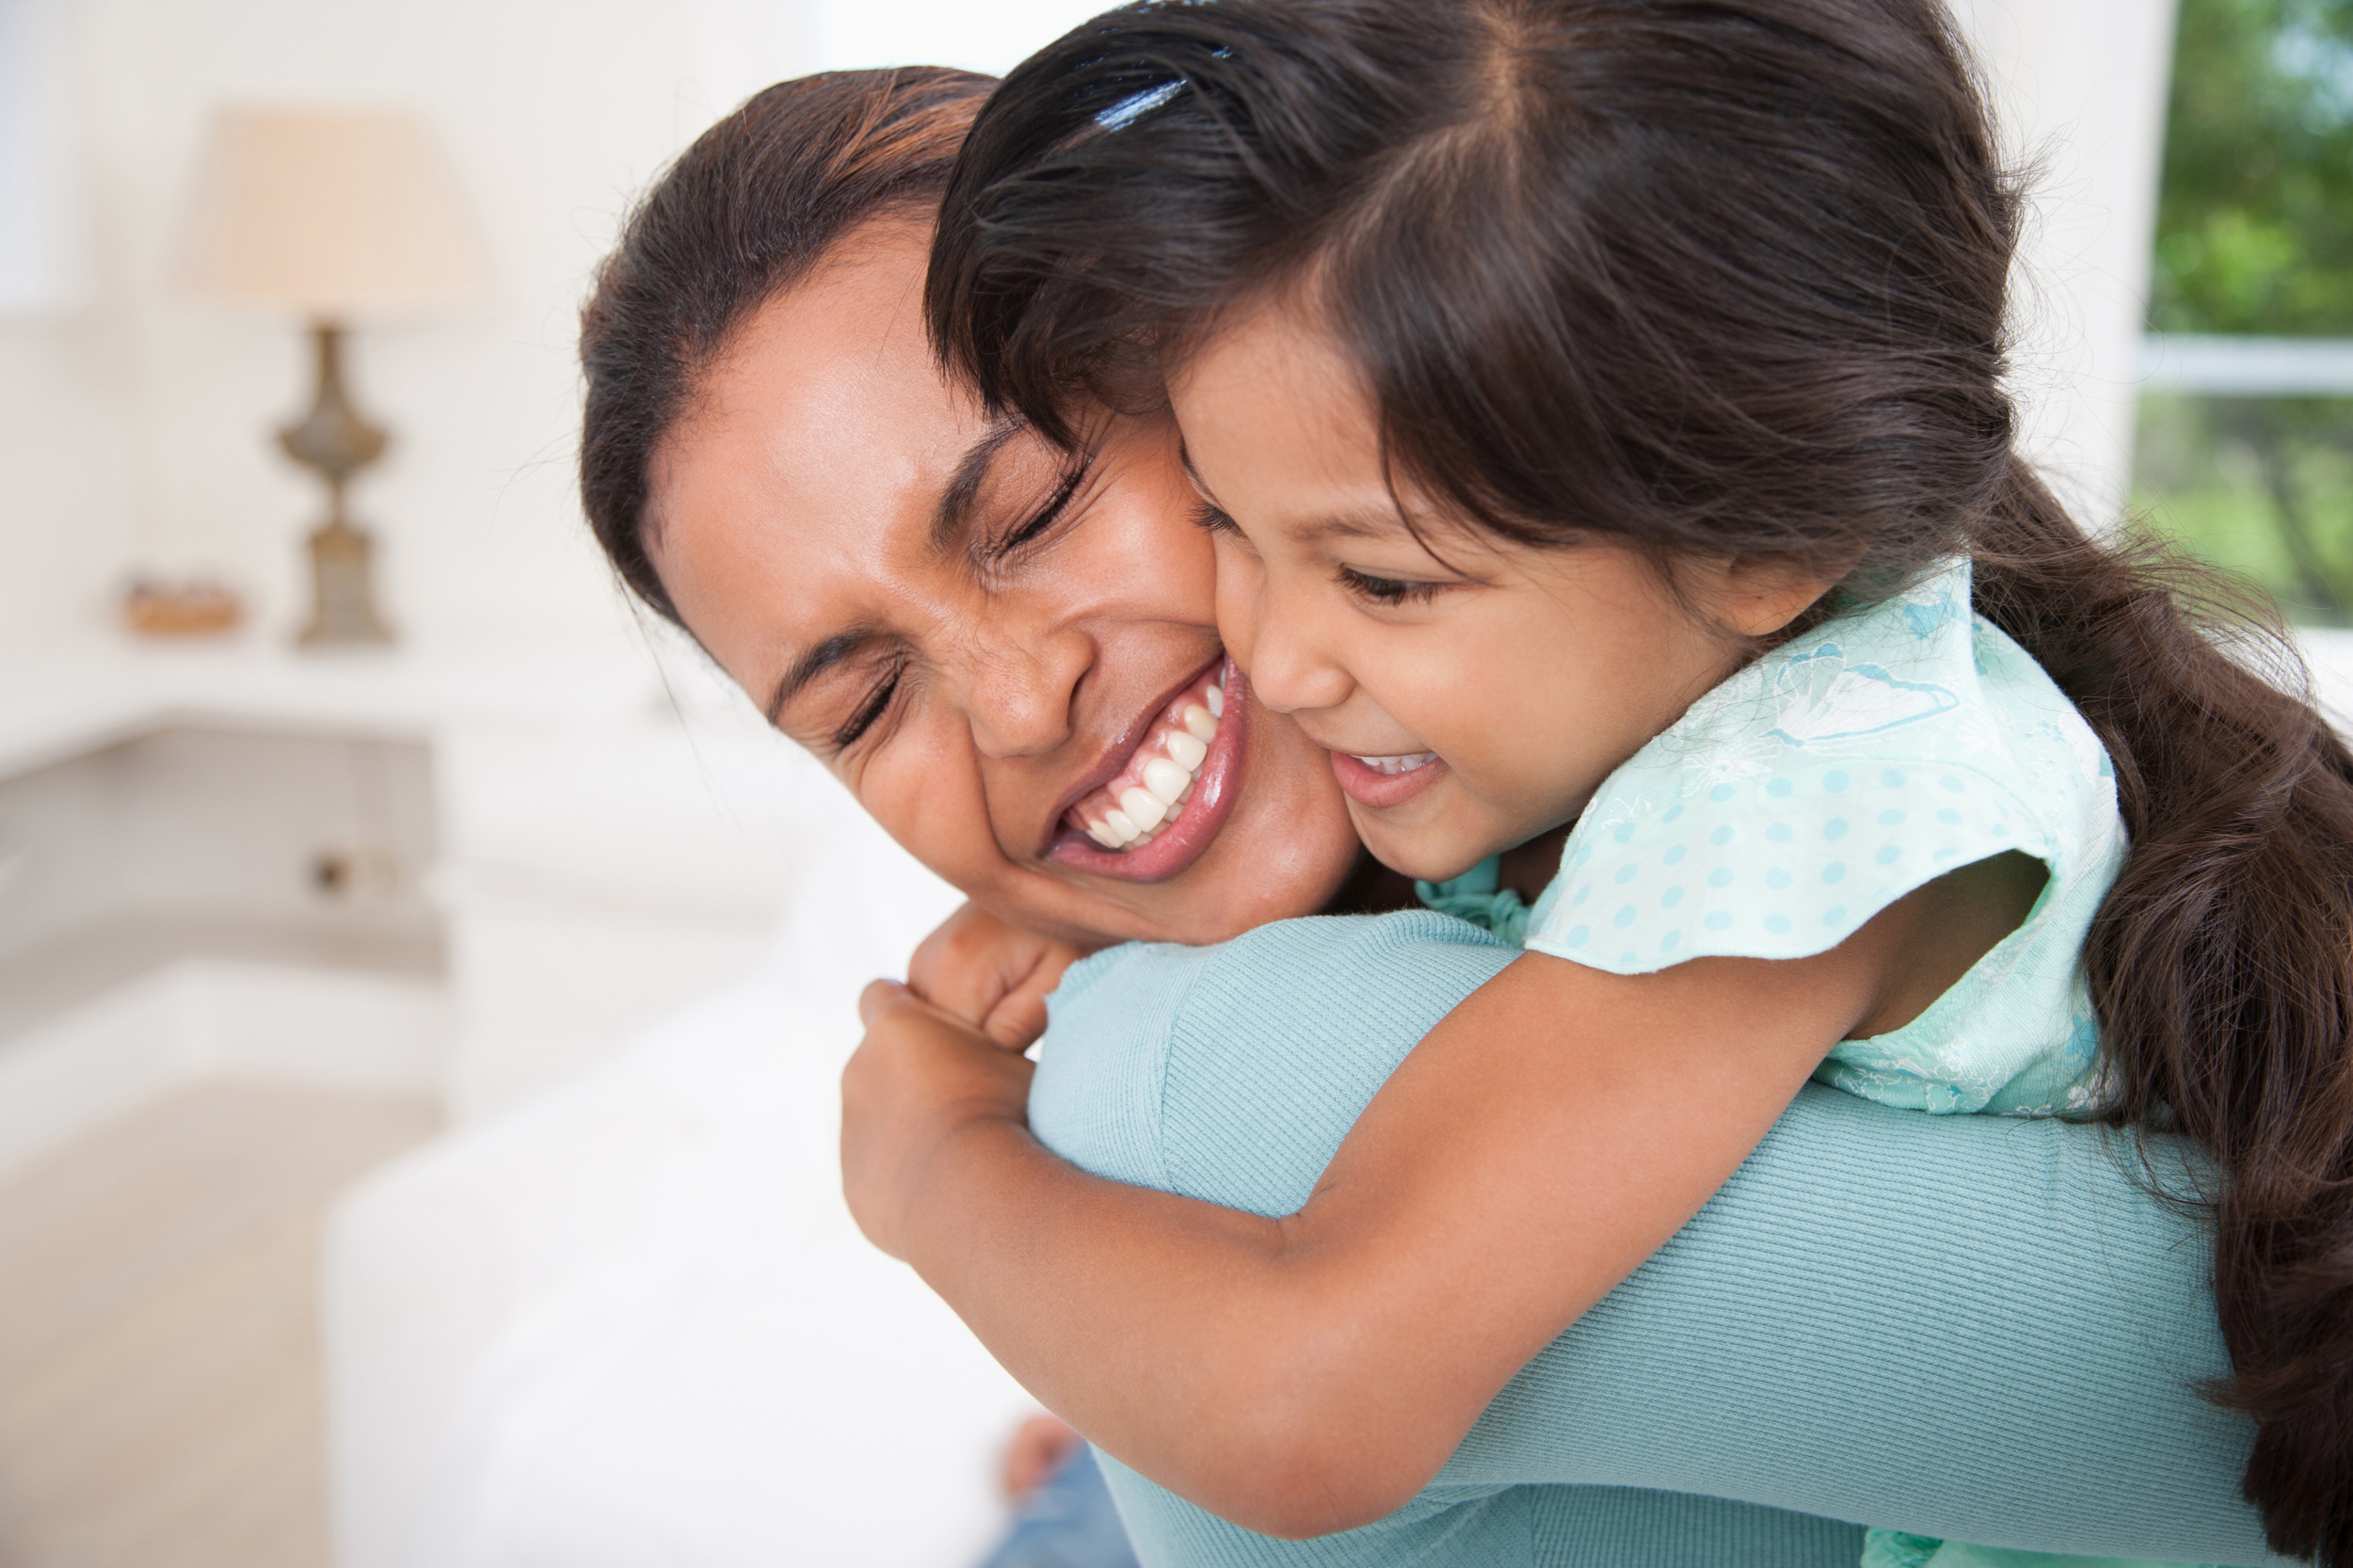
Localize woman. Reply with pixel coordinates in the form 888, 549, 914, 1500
579, 67, 2277, 1565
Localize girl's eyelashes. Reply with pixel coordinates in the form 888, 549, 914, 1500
1191, 500, 1241, 536
1337, 565, 1447, 606
831, 657, 906, 751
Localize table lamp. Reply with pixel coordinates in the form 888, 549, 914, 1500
178, 106, 488, 647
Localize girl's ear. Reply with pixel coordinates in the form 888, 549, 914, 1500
1702, 556, 1841, 639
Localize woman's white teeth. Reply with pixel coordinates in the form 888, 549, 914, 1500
1070, 669, 1232, 851
1120, 787, 1169, 833
1354, 751, 1437, 776
1142, 757, 1192, 804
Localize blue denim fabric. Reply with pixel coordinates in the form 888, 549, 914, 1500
976, 1444, 1142, 1568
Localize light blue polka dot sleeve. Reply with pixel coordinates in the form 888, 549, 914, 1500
1524, 559, 2127, 1117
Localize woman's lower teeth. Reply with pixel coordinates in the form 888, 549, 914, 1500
1355, 752, 1436, 776
1072, 681, 1224, 851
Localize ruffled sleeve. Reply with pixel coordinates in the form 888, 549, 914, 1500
1523, 565, 2096, 976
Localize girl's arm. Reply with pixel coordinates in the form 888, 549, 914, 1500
849, 912, 2278, 1563
844, 864, 1975, 1538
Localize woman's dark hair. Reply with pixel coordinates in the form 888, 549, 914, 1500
578, 66, 993, 624
926, 1, 2353, 1557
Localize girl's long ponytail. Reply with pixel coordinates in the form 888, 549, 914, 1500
1973, 459, 2353, 1563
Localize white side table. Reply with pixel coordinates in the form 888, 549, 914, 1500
0, 632, 815, 1170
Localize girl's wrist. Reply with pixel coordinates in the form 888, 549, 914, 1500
899, 1107, 1039, 1278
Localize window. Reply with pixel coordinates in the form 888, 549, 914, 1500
2135, 0, 2353, 621
0, 0, 82, 314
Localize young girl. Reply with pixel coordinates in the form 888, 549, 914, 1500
849, 1, 2353, 1563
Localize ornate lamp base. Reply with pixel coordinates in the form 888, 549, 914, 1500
297, 519, 393, 646
281, 320, 395, 648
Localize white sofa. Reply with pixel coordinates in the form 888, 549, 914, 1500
324, 784, 1038, 1568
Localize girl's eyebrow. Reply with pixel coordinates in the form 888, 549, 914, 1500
1175, 436, 1219, 504
1176, 436, 1416, 545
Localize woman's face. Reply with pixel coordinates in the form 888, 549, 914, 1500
648, 222, 1364, 948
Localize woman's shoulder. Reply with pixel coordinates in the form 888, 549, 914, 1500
1034, 912, 1516, 1214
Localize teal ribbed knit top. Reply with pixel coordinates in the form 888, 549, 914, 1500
1032, 911, 2285, 1568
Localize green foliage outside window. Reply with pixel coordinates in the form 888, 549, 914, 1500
2150, 0, 2353, 335
2133, 0, 2353, 622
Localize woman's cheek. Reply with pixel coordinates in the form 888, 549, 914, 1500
1198, 705, 1363, 930
851, 723, 1000, 897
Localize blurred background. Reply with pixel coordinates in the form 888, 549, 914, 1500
0, 0, 2330, 1565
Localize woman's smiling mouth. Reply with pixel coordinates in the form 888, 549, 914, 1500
1048, 656, 1249, 882
1066, 666, 1225, 850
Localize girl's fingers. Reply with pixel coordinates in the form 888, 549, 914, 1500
858, 977, 909, 1026
982, 983, 1053, 1051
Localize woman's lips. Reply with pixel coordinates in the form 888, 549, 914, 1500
1329, 747, 1448, 810
1048, 657, 1248, 883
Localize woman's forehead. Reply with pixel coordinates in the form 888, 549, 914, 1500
648, 230, 991, 658
665, 230, 979, 526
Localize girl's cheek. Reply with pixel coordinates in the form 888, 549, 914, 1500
1210, 537, 1265, 670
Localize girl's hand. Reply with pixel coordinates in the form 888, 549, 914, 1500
840, 978, 1035, 1261
906, 902, 1087, 1050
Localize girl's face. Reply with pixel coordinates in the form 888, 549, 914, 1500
1169, 299, 1822, 884
647, 225, 1366, 949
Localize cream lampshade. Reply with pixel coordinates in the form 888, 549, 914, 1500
179, 106, 489, 646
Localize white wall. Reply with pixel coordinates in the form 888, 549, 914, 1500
1955, 0, 2182, 525
83, 0, 832, 651
0, 1, 823, 655
0, 0, 2178, 661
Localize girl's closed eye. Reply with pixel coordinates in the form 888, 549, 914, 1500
1336, 565, 1448, 608
1191, 500, 1241, 537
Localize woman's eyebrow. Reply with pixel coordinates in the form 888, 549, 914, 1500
930, 414, 1025, 552
766, 626, 882, 726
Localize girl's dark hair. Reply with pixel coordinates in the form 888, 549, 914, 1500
579, 66, 993, 624
926, 2, 2353, 1557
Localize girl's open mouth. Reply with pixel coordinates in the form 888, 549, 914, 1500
1329, 746, 1447, 810
1047, 656, 1248, 882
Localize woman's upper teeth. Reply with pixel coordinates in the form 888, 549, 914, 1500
1072, 678, 1225, 851
1353, 751, 1437, 776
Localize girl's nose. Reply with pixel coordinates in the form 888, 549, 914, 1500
1235, 578, 1352, 717
963, 617, 1089, 759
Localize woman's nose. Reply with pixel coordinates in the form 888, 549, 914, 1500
962, 620, 1089, 759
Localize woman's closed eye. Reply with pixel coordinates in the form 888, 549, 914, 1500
832, 656, 907, 751
984, 461, 1089, 562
